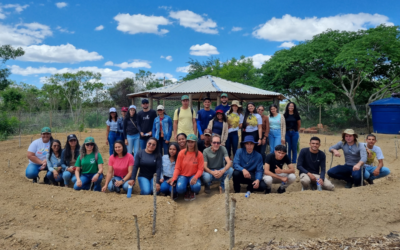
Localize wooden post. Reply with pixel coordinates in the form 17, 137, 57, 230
229, 198, 237, 250
197, 101, 201, 111
366, 106, 371, 133
133, 215, 140, 250
170, 183, 174, 200
149, 96, 153, 110
19, 132, 21, 148
224, 175, 230, 231
152, 173, 157, 235
189, 94, 193, 109
217, 95, 220, 106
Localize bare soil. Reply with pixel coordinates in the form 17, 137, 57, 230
0, 130, 400, 249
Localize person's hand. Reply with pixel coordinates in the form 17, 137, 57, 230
333, 150, 341, 157
115, 180, 123, 187
173, 133, 177, 141
214, 170, 224, 179
190, 177, 198, 186
148, 132, 152, 136
125, 139, 129, 146
366, 148, 372, 158
200, 135, 205, 140
308, 173, 317, 182
106, 141, 109, 146
262, 138, 266, 145
92, 174, 99, 183
228, 124, 232, 129
353, 164, 360, 171
68, 167, 74, 173
318, 178, 324, 185
373, 168, 380, 176
281, 139, 285, 145
252, 180, 260, 189
140, 132, 144, 137
275, 167, 283, 174
167, 179, 176, 186
76, 180, 82, 187
53, 170, 59, 179
165, 140, 169, 144
101, 186, 107, 192
242, 169, 251, 179
258, 139, 261, 145
160, 179, 164, 183
128, 180, 135, 186
156, 183, 160, 192
280, 176, 288, 183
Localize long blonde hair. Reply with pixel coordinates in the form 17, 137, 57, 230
341, 133, 358, 146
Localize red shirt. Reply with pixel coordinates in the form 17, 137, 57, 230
108, 153, 134, 178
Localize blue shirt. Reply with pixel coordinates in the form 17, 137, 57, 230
212, 120, 223, 135
215, 104, 230, 114
197, 109, 216, 135
161, 155, 176, 178
233, 148, 264, 181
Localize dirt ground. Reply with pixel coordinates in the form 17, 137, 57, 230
0, 130, 400, 250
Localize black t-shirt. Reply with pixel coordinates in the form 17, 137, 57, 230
131, 150, 162, 183
285, 114, 301, 131
264, 153, 291, 174
137, 109, 157, 139
197, 140, 210, 153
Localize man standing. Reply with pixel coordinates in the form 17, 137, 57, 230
197, 128, 212, 153
232, 135, 266, 193
215, 93, 230, 114
328, 129, 367, 188
137, 99, 157, 150
202, 134, 233, 194
173, 95, 197, 140
263, 145, 296, 194
361, 134, 390, 184
297, 137, 335, 191
197, 98, 216, 139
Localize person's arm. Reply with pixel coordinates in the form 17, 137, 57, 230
329, 141, 343, 156
221, 122, 228, 146
106, 124, 110, 145
223, 156, 232, 172
192, 117, 197, 135
297, 117, 301, 131
74, 155, 82, 186
60, 149, 67, 171
152, 118, 157, 139
47, 154, 55, 172
296, 149, 308, 174
137, 113, 143, 136
207, 120, 213, 130
264, 116, 270, 138
264, 162, 286, 181
232, 149, 243, 171
123, 117, 128, 140
283, 164, 295, 174
197, 111, 203, 136
353, 144, 367, 171
102, 161, 114, 191
130, 152, 140, 181
166, 117, 173, 141
319, 152, 326, 181
194, 153, 204, 179
118, 119, 124, 134
172, 110, 178, 139
171, 152, 183, 182
156, 156, 162, 184
280, 115, 286, 142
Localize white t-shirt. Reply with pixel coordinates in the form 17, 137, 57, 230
106, 119, 118, 131
28, 138, 51, 164
360, 143, 384, 165
244, 113, 262, 133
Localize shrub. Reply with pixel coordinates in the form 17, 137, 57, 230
0, 112, 19, 140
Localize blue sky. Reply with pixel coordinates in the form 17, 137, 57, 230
1, 0, 399, 88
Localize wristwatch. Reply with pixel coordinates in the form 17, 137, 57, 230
121, 179, 125, 183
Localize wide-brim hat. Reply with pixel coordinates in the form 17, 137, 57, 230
241, 135, 258, 144
230, 100, 241, 107
343, 129, 357, 136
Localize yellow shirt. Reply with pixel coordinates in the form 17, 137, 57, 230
173, 108, 196, 135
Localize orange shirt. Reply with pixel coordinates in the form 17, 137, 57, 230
171, 150, 204, 181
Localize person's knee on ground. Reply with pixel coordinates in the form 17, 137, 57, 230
201, 172, 213, 186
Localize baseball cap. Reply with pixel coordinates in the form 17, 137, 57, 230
68, 134, 78, 141
204, 129, 212, 136
221, 93, 228, 97
203, 97, 211, 102
41, 127, 51, 133
142, 99, 149, 104
181, 95, 189, 100
129, 105, 137, 110
216, 110, 224, 114
157, 105, 164, 110
121, 107, 128, 112
187, 134, 198, 141
109, 107, 117, 113
84, 137, 95, 144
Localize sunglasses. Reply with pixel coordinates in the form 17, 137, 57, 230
147, 142, 156, 147
212, 141, 221, 145
52, 144, 60, 147
69, 139, 77, 142
86, 143, 94, 147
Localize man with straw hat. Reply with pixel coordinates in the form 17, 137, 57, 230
328, 129, 367, 188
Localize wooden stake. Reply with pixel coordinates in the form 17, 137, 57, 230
224, 175, 230, 231
229, 198, 237, 250
152, 173, 157, 235
170, 181, 174, 200
133, 215, 140, 250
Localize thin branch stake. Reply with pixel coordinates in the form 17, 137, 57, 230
224, 175, 230, 231
229, 198, 237, 250
133, 215, 140, 250
152, 173, 157, 235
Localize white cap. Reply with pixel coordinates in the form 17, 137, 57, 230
129, 105, 137, 110
157, 105, 164, 110
109, 107, 117, 113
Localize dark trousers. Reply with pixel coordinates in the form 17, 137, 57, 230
158, 137, 169, 155
225, 131, 239, 158
232, 170, 266, 193
242, 130, 261, 153
327, 164, 364, 186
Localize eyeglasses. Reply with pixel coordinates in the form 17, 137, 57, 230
53, 144, 60, 147
258, 109, 264, 111
212, 141, 221, 145
147, 143, 156, 147
86, 143, 94, 147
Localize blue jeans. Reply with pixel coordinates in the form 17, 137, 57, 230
138, 176, 155, 195
127, 133, 140, 156
25, 163, 48, 179
201, 167, 234, 191
108, 131, 119, 156
46, 171, 63, 183
285, 131, 299, 163
62, 170, 76, 186
225, 131, 239, 157
158, 137, 169, 155
176, 175, 202, 194
327, 164, 364, 186
364, 165, 390, 180
140, 139, 148, 150
74, 173, 103, 192
269, 129, 281, 153
107, 176, 130, 192
160, 176, 177, 194
260, 141, 268, 155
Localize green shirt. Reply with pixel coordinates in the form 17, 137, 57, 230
203, 146, 228, 170
75, 152, 104, 174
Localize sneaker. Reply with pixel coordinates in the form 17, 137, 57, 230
265, 188, 271, 194
277, 187, 286, 194
184, 190, 190, 201
43, 176, 50, 185
33, 177, 38, 184
172, 192, 178, 200
189, 191, 196, 201
59, 182, 65, 187
204, 184, 211, 194
345, 182, 353, 189
366, 178, 374, 185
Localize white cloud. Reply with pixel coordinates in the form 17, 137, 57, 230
231, 26, 242, 32
19, 44, 103, 63
278, 41, 295, 48
169, 10, 218, 34
56, 26, 74, 34
104, 61, 114, 66
246, 54, 272, 68
3, 4, 29, 13
158, 6, 171, 11
0, 22, 52, 46
114, 13, 170, 35
95, 25, 104, 31
113, 60, 151, 69
189, 43, 219, 56
253, 13, 393, 42
55, 2, 67, 8
161, 55, 173, 61
153, 72, 177, 82
176, 65, 191, 73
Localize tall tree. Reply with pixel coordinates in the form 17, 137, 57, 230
108, 78, 137, 107
0, 45, 24, 91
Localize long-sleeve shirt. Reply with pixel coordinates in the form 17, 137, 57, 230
60, 147, 80, 170
137, 109, 157, 140
329, 141, 367, 166
117, 117, 124, 136
297, 148, 326, 180
171, 150, 204, 182
131, 150, 162, 184
261, 114, 270, 138
161, 155, 176, 178
47, 153, 62, 172
123, 115, 140, 139
233, 148, 264, 181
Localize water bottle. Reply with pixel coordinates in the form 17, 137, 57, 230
280, 182, 286, 188
127, 185, 133, 198
245, 191, 251, 198
317, 178, 322, 191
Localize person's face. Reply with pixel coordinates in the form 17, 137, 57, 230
232, 105, 238, 112
52, 142, 60, 151
182, 99, 189, 107
309, 140, 320, 151
146, 140, 157, 152
110, 112, 116, 118
211, 137, 221, 150
157, 109, 164, 115
121, 111, 127, 117
178, 136, 187, 148
217, 113, 223, 120
142, 103, 149, 109
245, 142, 254, 152
169, 146, 177, 157
85, 143, 94, 151
187, 140, 196, 150
221, 96, 228, 103
129, 108, 136, 116
68, 139, 77, 147
257, 106, 264, 116
41, 133, 51, 142
203, 100, 211, 108
345, 134, 354, 143
248, 104, 255, 113
366, 136, 376, 146
114, 143, 123, 155
270, 106, 277, 115
275, 150, 286, 160
288, 103, 294, 112
204, 134, 211, 143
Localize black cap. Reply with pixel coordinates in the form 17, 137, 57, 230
142, 99, 149, 104
203, 97, 211, 102
68, 134, 78, 141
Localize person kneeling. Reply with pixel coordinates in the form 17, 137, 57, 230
74, 137, 104, 192
202, 134, 233, 194
361, 134, 390, 184
297, 137, 334, 191
232, 136, 266, 193
263, 145, 296, 194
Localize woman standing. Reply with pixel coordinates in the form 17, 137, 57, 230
177, 133, 187, 151
160, 143, 180, 197
25, 127, 53, 184
257, 105, 270, 154
168, 134, 204, 201
117, 107, 128, 141
61, 134, 80, 187
152, 105, 173, 155
242, 103, 263, 153
225, 100, 243, 158
284, 102, 301, 163
124, 105, 140, 156
106, 107, 119, 156
74, 137, 104, 192
46, 139, 64, 186
128, 137, 162, 195
268, 104, 286, 153
207, 110, 228, 146
102, 140, 134, 193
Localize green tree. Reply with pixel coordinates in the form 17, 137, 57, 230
0, 85, 25, 111
0, 45, 24, 91
108, 78, 137, 107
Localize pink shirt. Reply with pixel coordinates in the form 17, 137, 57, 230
108, 153, 134, 178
